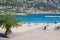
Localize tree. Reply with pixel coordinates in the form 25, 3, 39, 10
0, 14, 21, 38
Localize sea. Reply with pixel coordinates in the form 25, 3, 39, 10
13, 13, 60, 23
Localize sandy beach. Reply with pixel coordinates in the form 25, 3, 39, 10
11, 22, 60, 32
0, 22, 60, 40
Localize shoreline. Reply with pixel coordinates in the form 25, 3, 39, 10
13, 12, 60, 14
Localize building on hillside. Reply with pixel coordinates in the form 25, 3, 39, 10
42, 0, 48, 3
57, 5, 60, 8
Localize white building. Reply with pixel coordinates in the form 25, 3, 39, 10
42, 0, 48, 3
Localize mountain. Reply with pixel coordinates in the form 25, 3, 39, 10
25, 0, 60, 8
47, 0, 60, 8
0, 0, 60, 8
0, 0, 60, 13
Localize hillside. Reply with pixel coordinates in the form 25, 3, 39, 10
0, 0, 60, 13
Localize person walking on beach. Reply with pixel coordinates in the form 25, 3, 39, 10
44, 26, 46, 30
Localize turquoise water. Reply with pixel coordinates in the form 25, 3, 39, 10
13, 14, 60, 23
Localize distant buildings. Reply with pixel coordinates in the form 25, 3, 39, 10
57, 5, 60, 9
33, 0, 48, 3
42, 0, 48, 3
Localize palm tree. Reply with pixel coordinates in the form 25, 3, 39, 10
0, 14, 21, 38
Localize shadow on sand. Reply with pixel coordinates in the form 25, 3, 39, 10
0, 33, 6, 38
